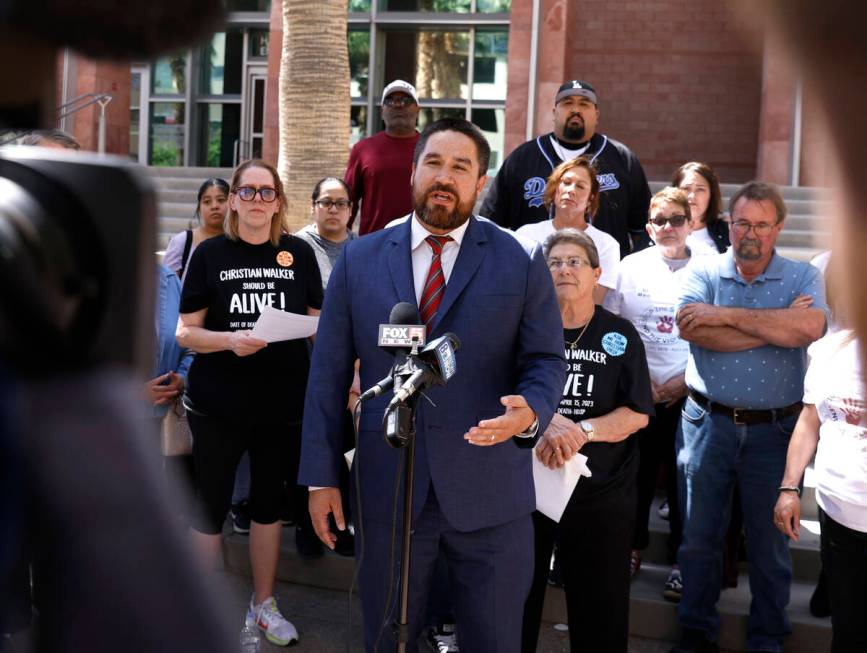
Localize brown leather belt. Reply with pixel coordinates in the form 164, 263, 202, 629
688, 390, 802, 426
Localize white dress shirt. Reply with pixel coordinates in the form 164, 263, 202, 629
409, 213, 469, 304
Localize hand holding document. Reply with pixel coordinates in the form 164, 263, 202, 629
251, 306, 319, 342
532, 448, 592, 522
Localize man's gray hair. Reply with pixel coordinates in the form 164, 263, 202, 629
20, 129, 81, 151
542, 228, 600, 269
728, 181, 787, 223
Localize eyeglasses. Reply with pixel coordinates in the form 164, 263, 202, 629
383, 95, 416, 108
649, 215, 688, 228
235, 186, 277, 203
547, 256, 593, 271
731, 220, 778, 236
314, 199, 351, 210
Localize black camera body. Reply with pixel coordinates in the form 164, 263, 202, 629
0, 147, 155, 375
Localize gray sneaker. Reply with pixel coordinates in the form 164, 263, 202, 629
425, 624, 459, 652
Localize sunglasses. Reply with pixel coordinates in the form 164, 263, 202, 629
649, 215, 688, 228
235, 186, 278, 203
383, 95, 416, 108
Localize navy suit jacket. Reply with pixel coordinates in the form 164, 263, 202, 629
299, 216, 565, 532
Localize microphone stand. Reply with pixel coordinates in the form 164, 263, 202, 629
381, 346, 422, 653
393, 400, 416, 653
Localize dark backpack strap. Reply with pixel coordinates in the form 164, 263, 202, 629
179, 230, 193, 277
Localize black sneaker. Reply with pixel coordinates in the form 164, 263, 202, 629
670, 628, 719, 653
295, 525, 324, 558
662, 567, 683, 603
231, 500, 250, 535
425, 624, 459, 652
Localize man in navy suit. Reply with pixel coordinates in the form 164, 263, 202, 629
300, 118, 565, 652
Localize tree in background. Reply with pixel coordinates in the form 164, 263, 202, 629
278, 0, 350, 231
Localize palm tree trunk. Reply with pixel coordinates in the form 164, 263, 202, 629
278, 0, 350, 232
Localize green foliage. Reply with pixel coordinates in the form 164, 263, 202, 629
151, 142, 181, 166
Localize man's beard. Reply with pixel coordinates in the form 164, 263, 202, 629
562, 117, 586, 142
413, 182, 476, 231
735, 238, 763, 261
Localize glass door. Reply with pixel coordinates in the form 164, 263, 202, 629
241, 65, 267, 163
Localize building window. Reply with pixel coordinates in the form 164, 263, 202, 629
224, 0, 271, 10
351, 4, 510, 173
200, 30, 244, 96
197, 103, 242, 167
152, 55, 187, 95
150, 102, 186, 166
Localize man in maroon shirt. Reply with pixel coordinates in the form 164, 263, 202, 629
344, 79, 421, 234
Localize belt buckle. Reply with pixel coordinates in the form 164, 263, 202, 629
732, 407, 746, 426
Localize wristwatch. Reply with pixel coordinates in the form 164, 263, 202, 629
515, 417, 539, 439
580, 420, 595, 442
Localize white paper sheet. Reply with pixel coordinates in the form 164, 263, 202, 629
532, 449, 592, 522
250, 306, 319, 342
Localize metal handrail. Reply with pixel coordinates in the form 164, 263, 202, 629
56, 93, 113, 153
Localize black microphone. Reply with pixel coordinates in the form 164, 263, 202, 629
358, 302, 425, 402
386, 333, 461, 410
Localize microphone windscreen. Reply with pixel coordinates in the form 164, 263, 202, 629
389, 301, 420, 325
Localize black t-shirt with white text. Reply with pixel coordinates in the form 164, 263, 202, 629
560, 305, 653, 496
180, 235, 323, 422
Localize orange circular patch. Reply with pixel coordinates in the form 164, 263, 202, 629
276, 251, 294, 267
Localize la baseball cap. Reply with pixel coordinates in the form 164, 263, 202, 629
382, 80, 418, 104
555, 80, 598, 105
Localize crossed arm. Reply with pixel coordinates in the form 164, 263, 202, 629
676, 294, 825, 352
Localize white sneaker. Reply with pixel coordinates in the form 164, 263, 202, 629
246, 596, 299, 646
425, 625, 460, 652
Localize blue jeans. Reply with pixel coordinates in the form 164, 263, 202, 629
676, 396, 795, 652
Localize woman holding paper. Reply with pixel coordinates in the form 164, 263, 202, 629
521, 229, 654, 653
176, 159, 322, 646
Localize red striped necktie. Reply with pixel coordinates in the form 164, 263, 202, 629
419, 235, 453, 325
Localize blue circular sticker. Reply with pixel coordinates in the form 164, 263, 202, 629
601, 332, 628, 357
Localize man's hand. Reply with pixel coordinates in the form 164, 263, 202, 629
789, 294, 814, 309
773, 492, 801, 542
463, 395, 536, 446
677, 303, 730, 332
228, 330, 268, 357
308, 487, 345, 550
535, 413, 586, 469
653, 374, 688, 407
145, 371, 184, 406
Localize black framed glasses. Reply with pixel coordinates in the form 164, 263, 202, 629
730, 220, 777, 236
547, 256, 592, 271
649, 215, 688, 228
383, 95, 416, 108
314, 199, 351, 210
235, 186, 277, 203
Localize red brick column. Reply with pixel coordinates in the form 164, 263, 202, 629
755, 35, 796, 185
262, 0, 283, 166
64, 56, 131, 155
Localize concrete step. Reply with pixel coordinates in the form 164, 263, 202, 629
777, 245, 822, 262
223, 529, 830, 652
152, 177, 217, 191
642, 503, 822, 583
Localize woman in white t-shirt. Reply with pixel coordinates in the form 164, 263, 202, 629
515, 155, 620, 304
672, 161, 729, 256
774, 329, 867, 652
605, 187, 694, 602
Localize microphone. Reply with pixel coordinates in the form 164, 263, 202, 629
385, 333, 461, 411
383, 333, 460, 448
358, 302, 425, 402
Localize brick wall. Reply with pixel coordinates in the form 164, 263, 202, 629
507, 0, 765, 183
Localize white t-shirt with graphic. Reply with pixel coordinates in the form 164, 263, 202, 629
515, 220, 620, 290
604, 246, 692, 385
804, 330, 867, 533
